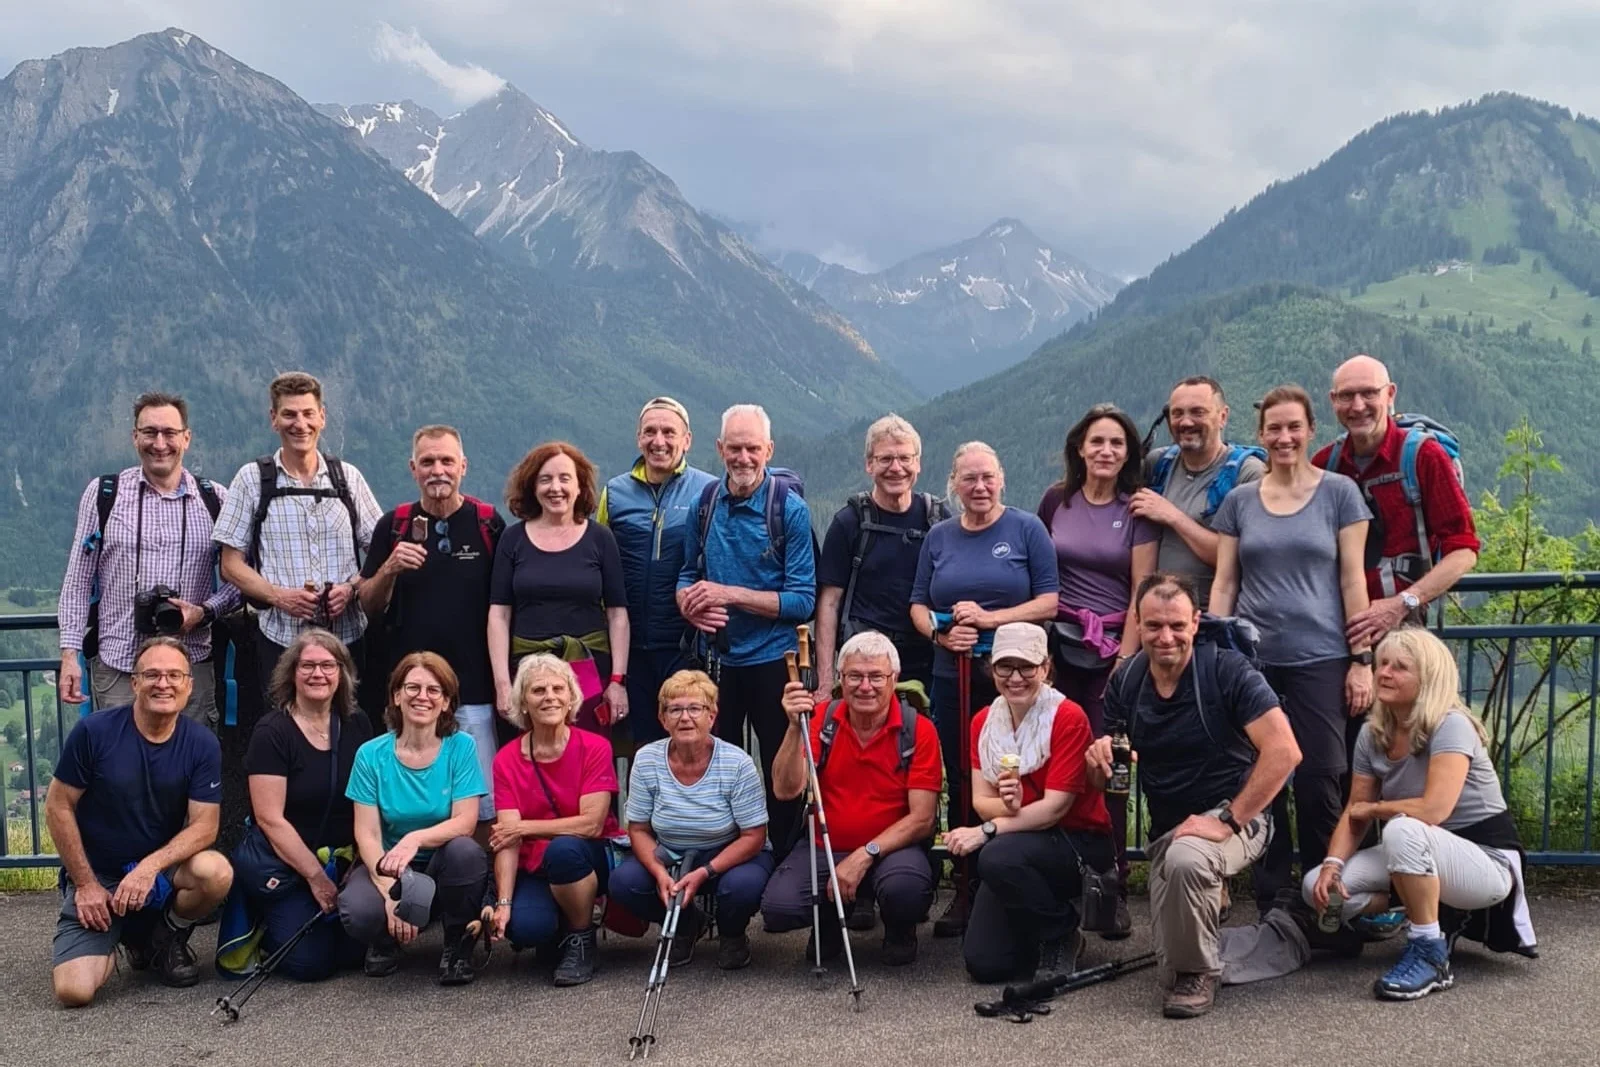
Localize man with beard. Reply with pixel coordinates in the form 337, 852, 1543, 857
1131, 377, 1265, 610
677, 404, 816, 852
359, 426, 505, 823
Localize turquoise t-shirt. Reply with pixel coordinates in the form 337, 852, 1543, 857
346, 731, 487, 854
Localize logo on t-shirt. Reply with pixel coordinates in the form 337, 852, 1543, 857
1112, 520, 1124, 530
992, 542, 1012, 559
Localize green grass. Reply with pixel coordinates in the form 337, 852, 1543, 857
1, 822, 57, 891
1447, 183, 1518, 253
1353, 254, 1600, 352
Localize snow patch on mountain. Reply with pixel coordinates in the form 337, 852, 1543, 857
106, 88, 118, 115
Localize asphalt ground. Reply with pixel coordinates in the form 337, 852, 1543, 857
3, 890, 1597, 1067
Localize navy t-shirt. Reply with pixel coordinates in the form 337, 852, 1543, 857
54, 706, 223, 879
910, 507, 1058, 678
818, 495, 937, 636
490, 520, 629, 641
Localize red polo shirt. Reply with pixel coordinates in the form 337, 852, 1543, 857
1312, 418, 1480, 601
808, 695, 943, 852
969, 698, 1112, 834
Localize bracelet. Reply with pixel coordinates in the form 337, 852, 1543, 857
609, 673, 626, 685
1321, 857, 1345, 870
494, 898, 512, 907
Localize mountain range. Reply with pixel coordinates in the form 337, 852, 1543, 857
0, 29, 912, 582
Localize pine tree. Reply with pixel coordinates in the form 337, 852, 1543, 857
1584, 337, 1593, 356
1550, 285, 1559, 300
1582, 312, 1592, 328
1418, 293, 1430, 309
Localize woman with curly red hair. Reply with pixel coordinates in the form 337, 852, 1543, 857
488, 442, 630, 736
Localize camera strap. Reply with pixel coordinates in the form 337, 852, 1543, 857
133, 481, 190, 592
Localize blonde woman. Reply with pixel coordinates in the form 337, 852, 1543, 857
487, 654, 619, 987
1306, 627, 1534, 1000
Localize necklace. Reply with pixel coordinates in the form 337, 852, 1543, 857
290, 703, 331, 744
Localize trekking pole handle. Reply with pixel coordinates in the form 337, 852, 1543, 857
784, 650, 800, 685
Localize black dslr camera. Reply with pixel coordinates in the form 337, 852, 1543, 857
134, 584, 184, 635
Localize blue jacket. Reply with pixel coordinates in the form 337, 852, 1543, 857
599, 458, 719, 651
677, 469, 816, 667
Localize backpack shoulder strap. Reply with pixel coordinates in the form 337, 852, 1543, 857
838, 492, 875, 625
90, 473, 120, 548
390, 501, 415, 541
195, 478, 222, 523
468, 496, 498, 553
897, 705, 919, 773
248, 456, 278, 566
924, 493, 951, 526
1108, 651, 1150, 743
1149, 445, 1180, 494
816, 700, 845, 773
1203, 444, 1263, 518
322, 456, 364, 564
1323, 433, 1349, 473
694, 480, 720, 574
765, 473, 792, 558
1191, 644, 1254, 764
1398, 427, 1429, 506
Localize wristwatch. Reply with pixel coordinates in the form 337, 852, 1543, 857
199, 605, 217, 628
865, 841, 882, 862
981, 821, 997, 840
1349, 650, 1374, 667
610, 673, 627, 686
1400, 590, 1422, 613
494, 898, 512, 908
1216, 803, 1244, 835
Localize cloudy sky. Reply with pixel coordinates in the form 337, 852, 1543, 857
7, 2, 1600, 276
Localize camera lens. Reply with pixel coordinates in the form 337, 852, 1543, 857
153, 598, 184, 634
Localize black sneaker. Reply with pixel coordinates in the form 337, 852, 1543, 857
552, 927, 598, 987
669, 906, 704, 968
438, 929, 478, 986
149, 915, 199, 988
846, 892, 876, 931
881, 923, 918, 966
364, 941, 402, 977
1034, 931, 1083, 983
717, 933, 753, 970
1099, 897, 1133, 941
932, 888, 970, 938
804, 917, 844, 963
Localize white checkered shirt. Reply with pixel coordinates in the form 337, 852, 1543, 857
212, 450, 381, 646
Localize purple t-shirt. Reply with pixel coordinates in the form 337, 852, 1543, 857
1038, 488, 1159, 617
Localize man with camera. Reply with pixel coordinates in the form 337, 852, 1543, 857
58, 392, 240, 725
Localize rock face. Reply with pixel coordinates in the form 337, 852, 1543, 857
800, 219, 1122, 393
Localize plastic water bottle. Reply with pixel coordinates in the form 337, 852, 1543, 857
1319, 881, 1345, 934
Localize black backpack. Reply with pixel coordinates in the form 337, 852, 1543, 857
79, 472, 223, 659
1107, 614, 1261, 767
247, 454, 363, 570
815, 692, 925, 774
838, 492, 950, 637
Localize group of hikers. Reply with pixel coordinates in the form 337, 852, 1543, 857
45, 357, 1537, 1022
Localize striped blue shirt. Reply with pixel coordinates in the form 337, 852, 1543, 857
625, 738, 768, 856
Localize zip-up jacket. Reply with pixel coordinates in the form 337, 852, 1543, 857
599, 458, 718, 651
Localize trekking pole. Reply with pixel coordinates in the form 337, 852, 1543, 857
973, 952, 1159, 1022
955, 651, 974, 905
789, 626, 864, 1011
628, 850, 701, 1060
211, 909, 324, 1022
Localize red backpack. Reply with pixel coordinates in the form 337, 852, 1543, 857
388, 496, 498, 553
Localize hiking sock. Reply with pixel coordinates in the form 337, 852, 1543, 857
1407, 921, 1440, 942
165, 908, 197, 930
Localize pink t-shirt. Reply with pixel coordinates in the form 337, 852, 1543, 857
492, 728, 620, 873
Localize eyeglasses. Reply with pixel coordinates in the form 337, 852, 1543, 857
663, 703, 711, 719
993, 663, 1042, 680
135, 427, 186, 442
842, 672, 891, 688
1331, 386, 1387, 406
401, 682, 445, 699
870, 453, 919, 468
297, 661, 340, 676
136, 669, 191, 684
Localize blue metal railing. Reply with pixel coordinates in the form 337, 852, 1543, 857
4, 572, 1599, 868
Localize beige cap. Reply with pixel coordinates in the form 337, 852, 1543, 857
638, 396, 691, 432
991, 622, 1048, 666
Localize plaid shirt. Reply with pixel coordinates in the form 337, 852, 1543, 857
58, 468, 242, 672
1313, 419, 1481, 601
211, 450, 381, 646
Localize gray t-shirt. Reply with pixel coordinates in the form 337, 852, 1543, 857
1212, 473, 1369, 665
1352, 711, 1506, 830
1147, 448, 1266, 609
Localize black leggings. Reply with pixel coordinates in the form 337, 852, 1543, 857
963, 829, 1115, 983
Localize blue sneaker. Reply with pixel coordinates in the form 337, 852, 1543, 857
1374, 936, 1453, 1000
1352, 908, 1409, 940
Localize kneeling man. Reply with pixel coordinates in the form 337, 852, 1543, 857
46, 637, 234, 1006
762, 631, 941, 964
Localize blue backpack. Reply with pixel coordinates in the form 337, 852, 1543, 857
693, 466, 815, 570
1148, 443, 1267, 519
1322, 414, 1464, 586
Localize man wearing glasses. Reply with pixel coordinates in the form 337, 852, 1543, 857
1313, 354, 1479, 646
763, 631, 942, 966
58, 392, 240, 724
359, 425, 505, 820
45, 637, 234, 1006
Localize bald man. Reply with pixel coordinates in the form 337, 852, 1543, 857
1313, 355, 1479, 648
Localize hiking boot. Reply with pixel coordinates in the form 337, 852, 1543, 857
1352, 908, 1409, 941
932, 888, 969, 938
1034, 931, 1084, 983
364, 941, 402, 977
669, 906, 704, 967
1099, 897, 1132, 941
552, 927, 597, 987
804, 918, 844, 963
120, 931, 154, 972
717, 933, 753, 971
149, 915, 199, 988
1163, 971, 1218, 1019
438, 929, 478, 986
881, 923, 918, 967
1373, 936, 1453, 1001
846, 892, 876, 932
